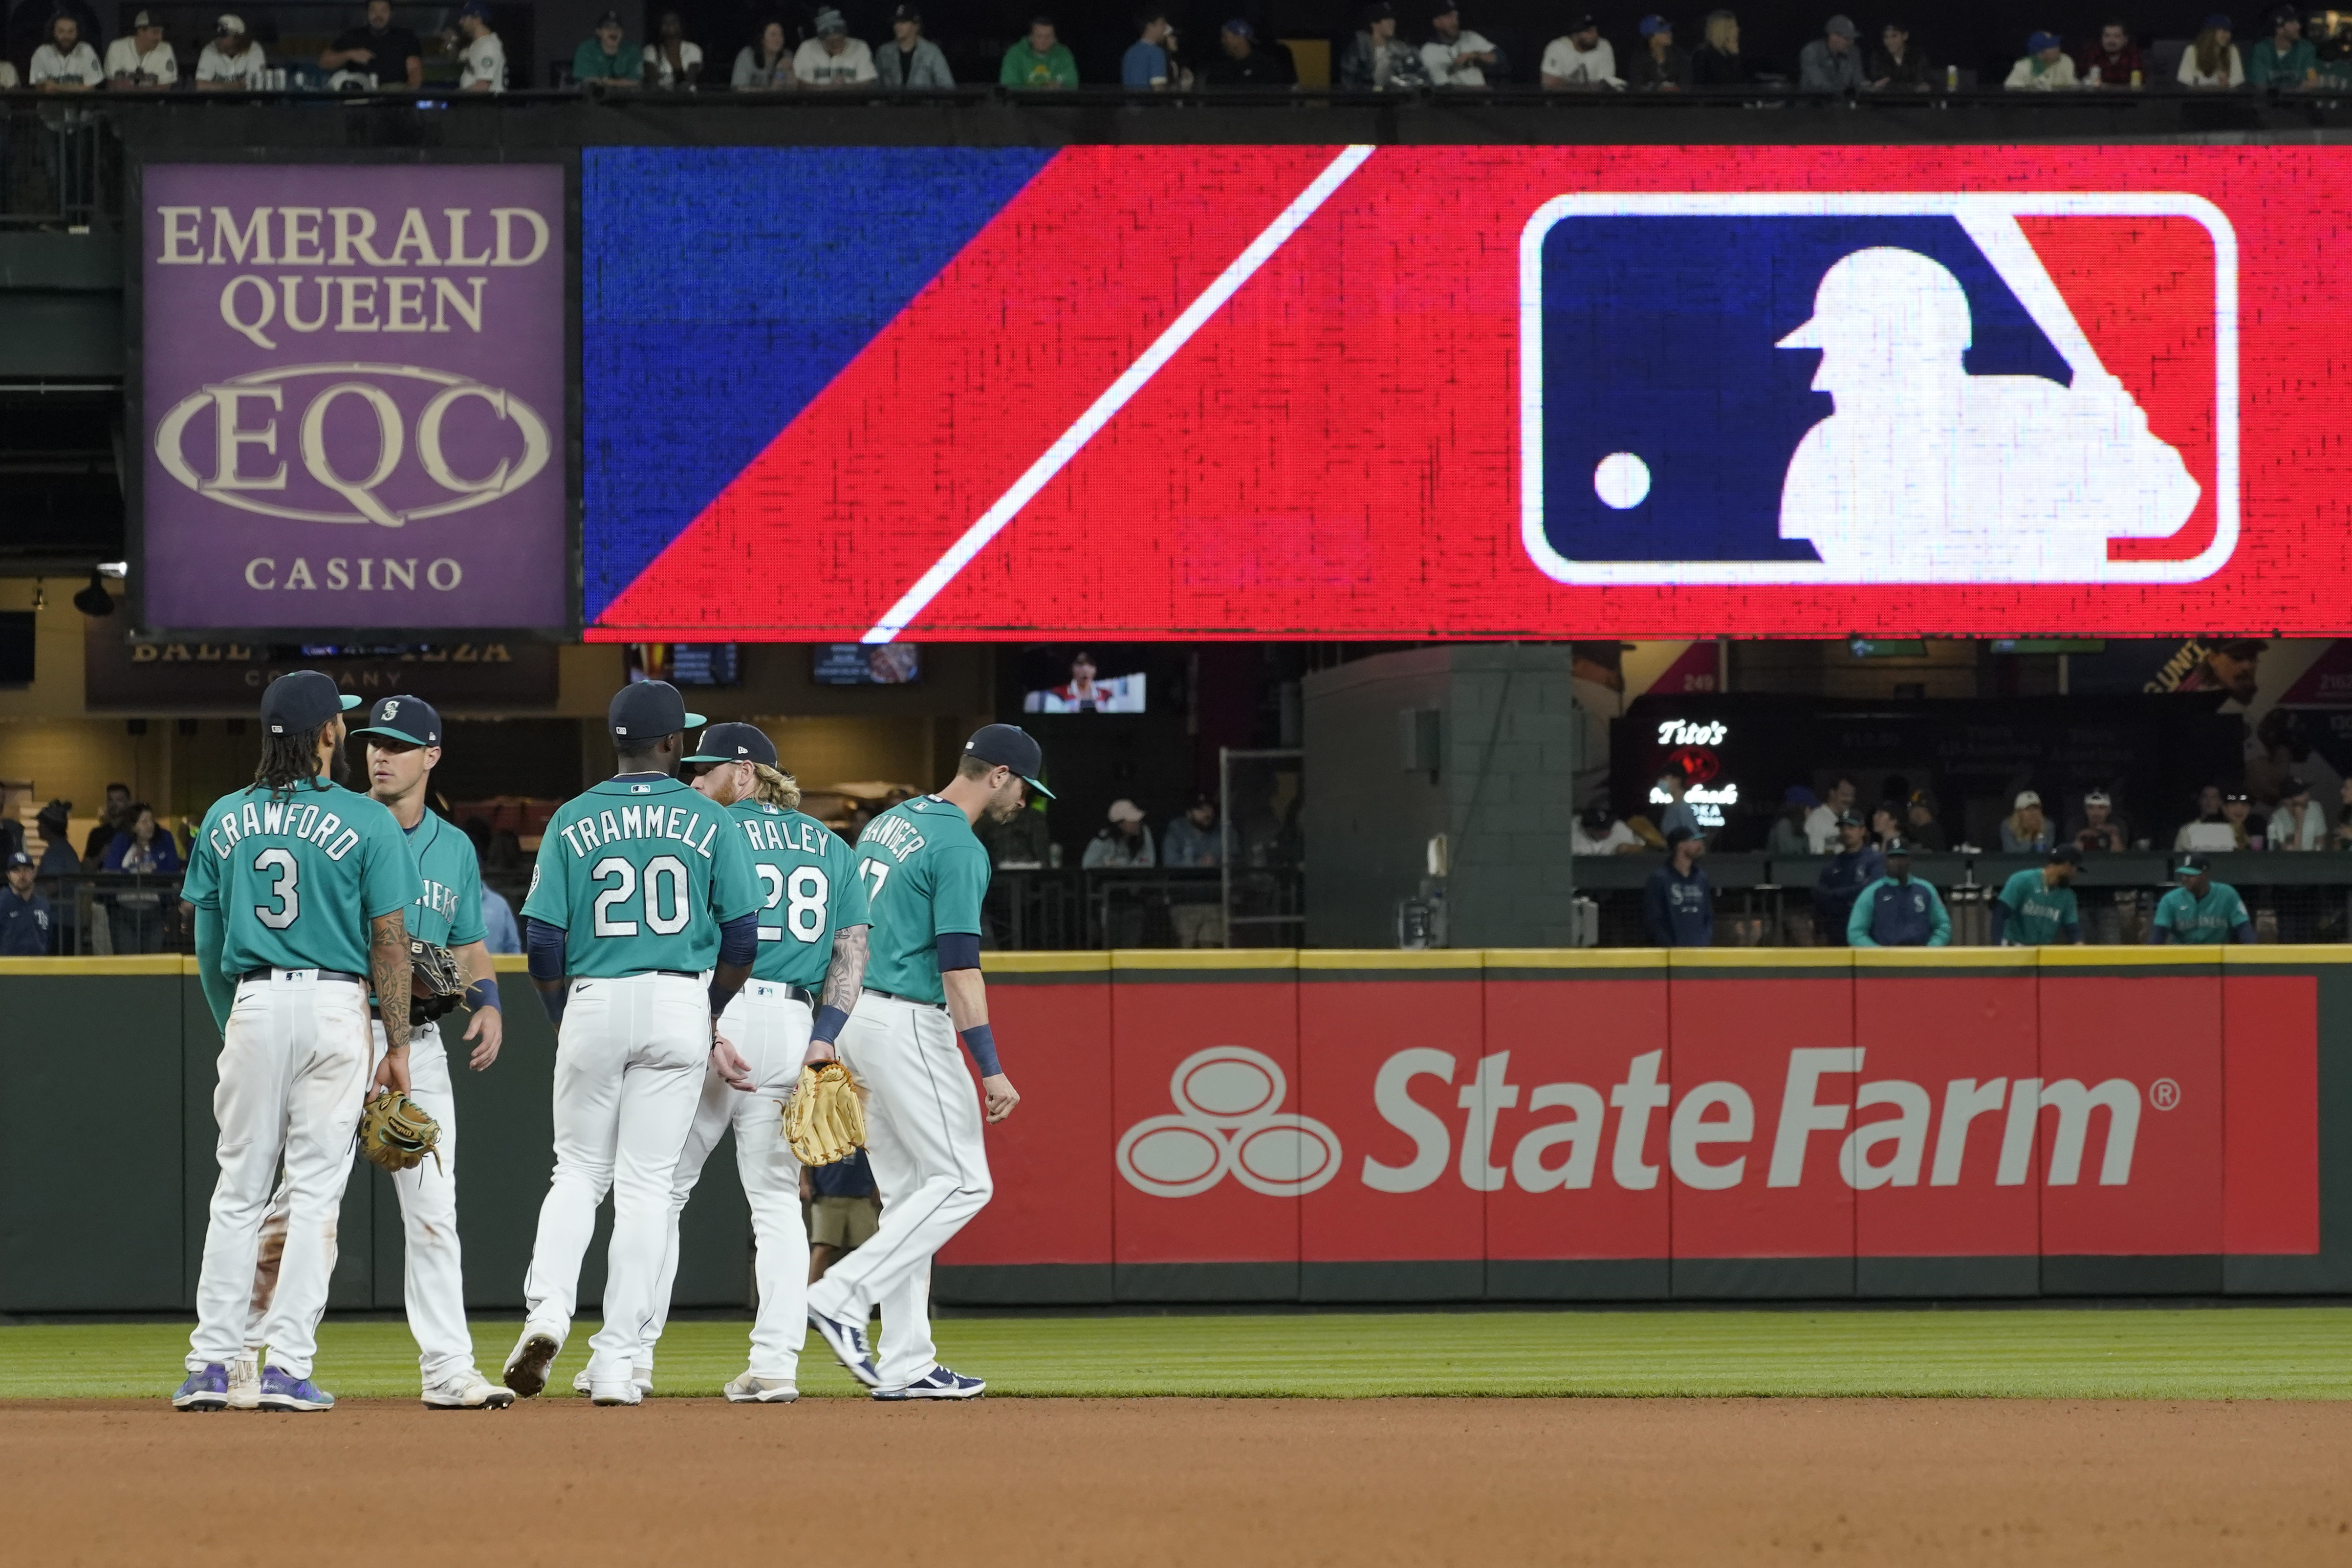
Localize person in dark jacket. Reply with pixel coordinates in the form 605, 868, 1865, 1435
1813, 812, 1884, 944
1865, 19, 1931, 87
0, 851, 54, 956
1624, 13, 1691, 87
1848, 839, 1952, 947
1691, 7, 1749, 83
1643, 827, 1714, 946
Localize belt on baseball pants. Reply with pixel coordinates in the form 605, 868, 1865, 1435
863, 986, 945, 1010
240, 967, 365, 985
742, 981, 816, 1006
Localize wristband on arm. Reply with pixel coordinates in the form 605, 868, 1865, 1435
958, 1023, 1002, 1077
812, 1003, 851, 1046
466, 976, 501, 1012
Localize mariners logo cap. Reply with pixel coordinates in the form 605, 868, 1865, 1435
963, 723, 1054, 798
349, 694, 441, 748
2175, 854, 2211, 878
1882, 836, 1913, 856
260, 670, 362, 736
683, 721, 777, 767
609, 679, 703, 744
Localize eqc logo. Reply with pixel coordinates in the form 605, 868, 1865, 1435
1519, 192, 2238, 587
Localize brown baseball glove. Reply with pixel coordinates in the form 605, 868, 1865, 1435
784, 1062, 868, 1167
359, 1088, 442, 1175
409, 939, 467, 1028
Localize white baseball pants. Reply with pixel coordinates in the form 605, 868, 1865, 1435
519, 972, 708, 1387
641, 981, 810, 1381
805, 994, 993, 1391
188, 970, 371, 1381
245, 1020, 474, 1386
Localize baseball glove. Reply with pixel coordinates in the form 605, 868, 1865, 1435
409, 939, 466, 1028
359, 1088, 443, 1175
784, 1062, 868, 1167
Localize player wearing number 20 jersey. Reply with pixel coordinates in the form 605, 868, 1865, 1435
521, 773, 761, 976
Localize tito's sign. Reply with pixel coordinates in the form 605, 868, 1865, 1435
138, 163, 566, 631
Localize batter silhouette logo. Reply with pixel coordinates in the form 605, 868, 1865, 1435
1520, 192, 2238, 587
1116, 1046, 1343, 1198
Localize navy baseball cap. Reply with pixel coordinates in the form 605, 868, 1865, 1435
964, 723, 1054, 798
1883, 836, 1913, 856
349, 694, 442, 747
260, 670, 361, 736
5, 850, 30, 871
2047, 844, 2084, 866
683, 721, 777, 766
2175, 854, 2212, 878
609, 680, 703, 744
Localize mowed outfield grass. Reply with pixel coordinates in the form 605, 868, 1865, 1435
6, 1306, 2352, 1400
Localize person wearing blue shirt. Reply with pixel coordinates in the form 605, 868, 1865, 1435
1849, 839, 1951, 947
479, 884, 522, 954
1643, 828, 1714, 946
1814, 812, 1884, 945
2148, 855, 2256, 943
1121, 9, 1186, 86
1656, 766, 1702, 842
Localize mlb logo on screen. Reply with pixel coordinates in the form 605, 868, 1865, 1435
1519, 193, 2239, 586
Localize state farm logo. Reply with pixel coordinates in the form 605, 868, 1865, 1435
1117, 1046, 1343, 1198
152, 362, 551, 528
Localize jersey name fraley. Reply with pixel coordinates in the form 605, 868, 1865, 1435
555, 803, 720, 860
741, 814, 830, 855
205, 797, 364, 862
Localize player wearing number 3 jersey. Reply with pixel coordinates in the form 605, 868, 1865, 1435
507, 681, 763, 1406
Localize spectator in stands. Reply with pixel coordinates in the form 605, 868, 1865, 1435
1814, 813, 1884, 944
34, 800, 78, 877
1162, 794, 1223, 868
2006, 29, 2079, 87
1903, 791, 1950, 852
1865, 19, 1931, 87
196, 14, 265, 88
1848, 840, 1951, 947
1, 852, 54, 956
875, 6, 952, 87
1655, 766, 1701, 841
81, 782, 131, 866
1423, 4, 1501, 86
1690, 8, 1748, 83
2000, 790, 2055, 854
1624, 14, 1691, 88
2247, 4, 2319, 84
1797, 13, 1863, 92
806, 1148, 880, 1281
1643, 828, 1713, 946
734, 19, 795, 87
1342, 2, 1432, 87
2265, 776, 2327, 850
2336, 778, 2352, 850
1083, 799, 1156, 869
2175, 785, 2235, 851
455, 0, 503, 90
573, 10, 643, 87
1002, 15, 1079, 87
0, 59, 17, 88
1539, 13, 1616, 86
643, 10, 702, 88
102, 803, 179, 956
320, 0, 420, 87
107, 10, 177, 86
2222, 788, 2259, 849
1202, 18, 1295, 84
1766, 787, 1815, 855
1993, 845, 2083, 945
793, 7, 872, 86
32, 12, 103, 88
1805, 774, 1856, 852
1123, 10, 1189, 88
2150, 854, 2254, 942
2080, 18, 2143, 84
1866, 802, 1901, 850
2067, 789, 2130, 852
479, 880, 521, 954
1574, 802, 1643, 855
2178, 14, 2244, 86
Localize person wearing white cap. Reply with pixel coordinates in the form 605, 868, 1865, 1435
794, 7, 876, 86
1082, 799, 1157, 869
196, 14, 267, 88
105, 11, 180, 87
1999, 790, 2054, 854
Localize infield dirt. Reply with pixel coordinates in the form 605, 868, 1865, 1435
6, 1396, 2349, 1566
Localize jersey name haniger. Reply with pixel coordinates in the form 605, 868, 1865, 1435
555, 803, 719, 860
862, 813, 927, 862
205, 796, 362, 862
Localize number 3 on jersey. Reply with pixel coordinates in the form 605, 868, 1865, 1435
758, 863, 829, 944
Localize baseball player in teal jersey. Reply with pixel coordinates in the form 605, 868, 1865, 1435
505, 681, 764, 1406
805, 723, 1045, 1400
616, 722, 871, 1403
175, 672, 417, 1414
1992, 845, 2084, 945
2150, 854, 2256, 943
239, 696, 513, 1410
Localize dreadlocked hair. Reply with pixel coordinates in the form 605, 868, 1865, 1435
751, 762, 802, 811
254, 727, 324, 799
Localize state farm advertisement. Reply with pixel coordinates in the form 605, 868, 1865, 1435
946, 968, 2323, 1288
138, 163, 566, 630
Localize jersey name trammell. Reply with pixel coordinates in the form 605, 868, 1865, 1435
555, 803, 720, 860
862, 813, 927, 862
204, 797, 363, 862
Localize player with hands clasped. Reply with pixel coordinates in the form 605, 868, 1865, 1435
805, 724, 1045, 1400
237, 696, 511, 1410
505, 682, 763, 1406
612, 722, 870, 1404
175, 672, 419, 1413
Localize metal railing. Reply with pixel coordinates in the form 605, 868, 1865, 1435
14, 871, 187, 955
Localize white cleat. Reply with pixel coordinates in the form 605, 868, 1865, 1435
589, 1379, 644, 1407
572, 1364, 653, 1396
723, 1372, 800, 1404
423, 1371, 517, 1409
501, 1330, 560, 1399
226, 1356, 261, 1412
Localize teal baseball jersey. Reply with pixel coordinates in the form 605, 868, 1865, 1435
731, 800, 869, 990
2153, 882, 2252, 943
521, 774, 762, 977
1995, 868, 2078, 945
404, 810, 489, 950
855, 794, 990, 1006
183, 780, 416, 977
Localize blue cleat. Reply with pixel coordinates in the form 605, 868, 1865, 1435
173, 1364, 229, 1412
255, 1366, 334, 1412
872, 1365, 985, 1402
806, 1308, 882, 1389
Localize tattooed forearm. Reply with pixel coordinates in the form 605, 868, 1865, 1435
370, 911, 412, 1053
822, 924, 870, 1015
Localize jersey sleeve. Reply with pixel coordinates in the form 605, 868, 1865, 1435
931, 841, 990, 936
360, 806, 421, 922
520, 829, 567, 928
707, 817, 764, 924
181, 807, 221, 910
447, 833, 488, 948
830, 829, 871, 933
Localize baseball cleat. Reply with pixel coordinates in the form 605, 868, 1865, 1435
172, 1364, 229, 1412
723, 1372, 800, 1404
571, 1363, 652, 1396
423, 1371, 517, 1409
226, 1356, 261, 1412
502, 1329, 560, 1399
872, 1365, 985, 1402
255, 1366, 334, 1412
807, 1308, 882, 1389
588, 1379, 644, 1407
